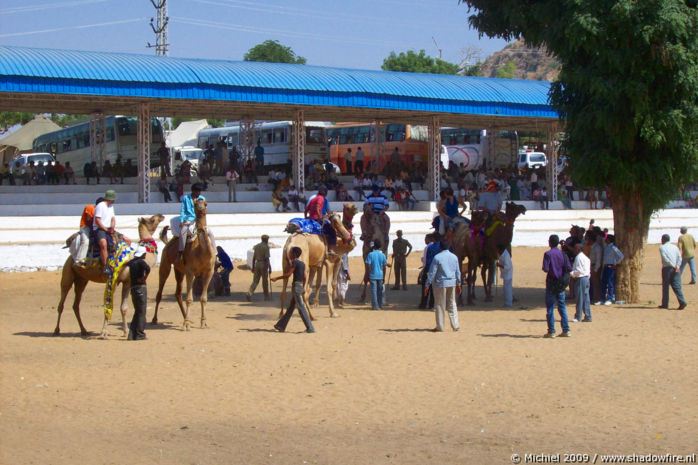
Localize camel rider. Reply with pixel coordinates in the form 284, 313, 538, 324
176, 182, 206, 264
93, 190, 130, 275
438, 187, 465, 240
306, 187, 338, 254
364, 185, 391, 243
478, 181, 504, 225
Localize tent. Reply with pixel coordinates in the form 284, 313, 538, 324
166, 119, 208, 148
0, 116, 61, 164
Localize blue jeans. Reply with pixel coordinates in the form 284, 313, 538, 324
601, 266, 616, 302
545, 288, 570, 334
574, 276, 591, 321
370, 279, 383, 309
680, 256, 696, 282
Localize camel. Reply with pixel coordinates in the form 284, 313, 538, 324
359, 204, 390, 302
152, 198, 216, 330
279, 203, 358, 320
54, 214, 165, 338
451, 211, 488, 305
476, 202, 528, 302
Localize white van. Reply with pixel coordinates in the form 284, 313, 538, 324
517, 151, 547, 171
9, 152, 55, 174
173, 146, 204, 174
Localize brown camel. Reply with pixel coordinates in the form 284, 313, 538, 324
54, 214, 165, 338
153, 198, 216, 330
359, 204, 390, 302
451, 211, 487, 305
279, 203, 358, 320
476, 202, 528, 302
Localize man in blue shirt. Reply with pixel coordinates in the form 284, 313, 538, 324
254, 139, 265, 175
424, 241, 461, 332
365, 240, 390, 310
216, 245, 234, 296
600, 234, 624, 305
542, 234, 572, 338
363, 185, 391, 246
177, 183, 206, 264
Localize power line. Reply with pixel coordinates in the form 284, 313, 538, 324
0, 17, 147, 38
171, 17, 405, 48
0, 0, 106, 15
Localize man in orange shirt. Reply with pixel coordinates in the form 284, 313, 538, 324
73, 196, 102, 264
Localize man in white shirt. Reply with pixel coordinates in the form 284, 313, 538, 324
658, 234, 687, 310
570, 243, 592, 321
496, 244, 513, 307
93, 190, 126, 275
354, 146, 365, 174
225, 167, 239, 202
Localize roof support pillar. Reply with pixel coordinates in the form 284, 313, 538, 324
370, 120, 383, 175
427, 115, 441, 201
546, 125, 557, 202
292, 110, 305, 190
137, 103, 151, 203
239, 119, 256, 169
89, 112, 106, 168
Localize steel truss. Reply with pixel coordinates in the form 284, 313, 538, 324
428, 116, 441, 201
137, 103, 151, 203
89, 112, 106, 168
292, 110, 305, 189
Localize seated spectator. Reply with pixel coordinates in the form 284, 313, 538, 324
353, 174, 365, 200
559, 188, 572, 209
288, 185, 302, 212
64, 161, 77, 185
336, 183, 352, 202
384, 176, 395, 199
394, 188, 407, 210
158, 175, 172, 203
36, 161, 47, 185
0, 163, 13, 185
271, 187, 290, 212
179, 160, 192, 184
198, 160, 213, 186
102, 160, 114, 184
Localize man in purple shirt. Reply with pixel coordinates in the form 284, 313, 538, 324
542, 234, 572, 338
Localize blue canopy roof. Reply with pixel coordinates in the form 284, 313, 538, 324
0, 45, 557, 122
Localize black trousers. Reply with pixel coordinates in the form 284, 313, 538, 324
276, 282, 314, 331
394, 256, 407, 287
128, 284, 147, 340
419, 270, 434, 308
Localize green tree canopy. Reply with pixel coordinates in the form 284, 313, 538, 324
461, 0, 698, 302
495, 60, 516, 79
0, 111, 35, 128
243, 40, 306, 64
381, 50, 460, 74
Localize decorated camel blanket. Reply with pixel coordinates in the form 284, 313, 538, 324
288, 218, 324, 235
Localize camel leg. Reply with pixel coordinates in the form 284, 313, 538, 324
279, 277, 289, 318
119, 283, 130, 337
54, 266, 75, 336
173, 269, 189, 329
153, 261, 173, 324
467, 262, 476, 305
199, 270, 213, 328
313, 266, 322, 311
183, 272, 196, 331
482, 261, 494, 302
327, 260, 340, 318
71, 278, 90, 336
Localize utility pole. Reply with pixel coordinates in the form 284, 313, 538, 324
432, 36, 442, 59
147, 0, 169, 56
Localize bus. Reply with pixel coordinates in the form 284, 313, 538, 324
441, 128, 518, 170
32, 116, 164, 170
327, 123, 429, 172
196, 121, 328, 173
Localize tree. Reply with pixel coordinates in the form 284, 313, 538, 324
495, 60, 516, 79
460, 0, 698, 303
381, 50, 459, 74
0, 111, 35, 128
243, 40, 306, 64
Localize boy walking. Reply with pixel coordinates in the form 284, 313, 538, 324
271, 247, 315, 333
365, 240, 390, 310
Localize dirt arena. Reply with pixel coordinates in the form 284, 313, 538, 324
1, 245, 696, 464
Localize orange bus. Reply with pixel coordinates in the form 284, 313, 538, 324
327, 123, 428, 173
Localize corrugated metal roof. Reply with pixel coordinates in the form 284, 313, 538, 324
0, 45, 556, 118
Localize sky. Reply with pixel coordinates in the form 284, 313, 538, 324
0, 0, 508, 70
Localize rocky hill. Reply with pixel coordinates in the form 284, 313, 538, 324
479, 39, 560, 81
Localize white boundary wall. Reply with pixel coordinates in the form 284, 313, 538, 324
1, 205, 696, 272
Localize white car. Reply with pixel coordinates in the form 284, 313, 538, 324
9, 152, 55, 174
517, 151, 547, 171
173, 146, 203, 174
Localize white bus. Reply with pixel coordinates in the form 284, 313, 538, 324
32, 116, 164, 170
197, 121, 328, 173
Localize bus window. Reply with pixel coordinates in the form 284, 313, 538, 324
306, 128, 323, 144
273, 127, 286, 143
385, 124, 406, 142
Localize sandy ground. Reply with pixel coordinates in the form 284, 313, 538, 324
1, 245, 696, 465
